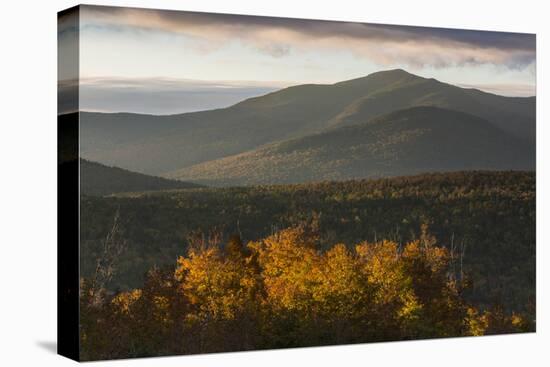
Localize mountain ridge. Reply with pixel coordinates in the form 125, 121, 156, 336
78, 69, 535, 179
168, 106, 534, 186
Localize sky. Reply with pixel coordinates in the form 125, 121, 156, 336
59, 5, 536, 114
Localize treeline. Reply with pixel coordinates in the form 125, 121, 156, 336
80, 225, 533, 360
80, 171, 535, 312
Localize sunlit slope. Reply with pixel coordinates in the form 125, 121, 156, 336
170, 107, 534, 186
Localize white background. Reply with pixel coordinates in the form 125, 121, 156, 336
0, 0, 548, 365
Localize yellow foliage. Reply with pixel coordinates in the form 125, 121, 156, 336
312, 244, 370, 318
250, 227, 320, 313
466, 307, 488, 336
82, 224, 535, 359
175, 246, 257, 321
511, 313, 525, 328
356, 240, 420, 320
402, 239, 449, 273
111, 289, 142, 314
153, 295, 170, 323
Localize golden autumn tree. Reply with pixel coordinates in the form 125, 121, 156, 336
355, 240, 419, 340
174, 234, 262, 352
355, 224, 471, 340
247, 226, 323, 346
310, 243, 376, 343
249, 226, 319, 313
400, 238, 468, 338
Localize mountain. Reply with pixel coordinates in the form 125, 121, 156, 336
327, 71, 535, 140
79, 69, 535, 176
80, 159, 202, 196
168, 107, 535, 186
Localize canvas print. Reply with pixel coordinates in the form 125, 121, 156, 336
58, 5, 536, 361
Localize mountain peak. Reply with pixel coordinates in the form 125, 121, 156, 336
335, 68, 422, 88
365, 68, 423, 81
373, 68, 413, 76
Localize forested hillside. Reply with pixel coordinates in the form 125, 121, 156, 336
80, 171, 535, 315
80, 159, 202, 196
170, 107, 534, 186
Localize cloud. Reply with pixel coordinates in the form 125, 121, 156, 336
79, 5, 536, 70
457, 83, 535, 97
75, 77, 284, 115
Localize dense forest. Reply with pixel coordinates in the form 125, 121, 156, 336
80, 223, 533, 360
80, 170, 535, 359
81, 171, 535, 312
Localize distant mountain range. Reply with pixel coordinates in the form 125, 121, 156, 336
80, 159, 201, 196
78, 69, 535, 186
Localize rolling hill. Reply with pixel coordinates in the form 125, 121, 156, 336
80, 159, 202, 196
79, 69, 535, 176
169, 107, 535, 186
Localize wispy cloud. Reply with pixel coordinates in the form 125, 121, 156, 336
80, 5, 536, 70
457, 83, 535, 97
76, 77, 285, 115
